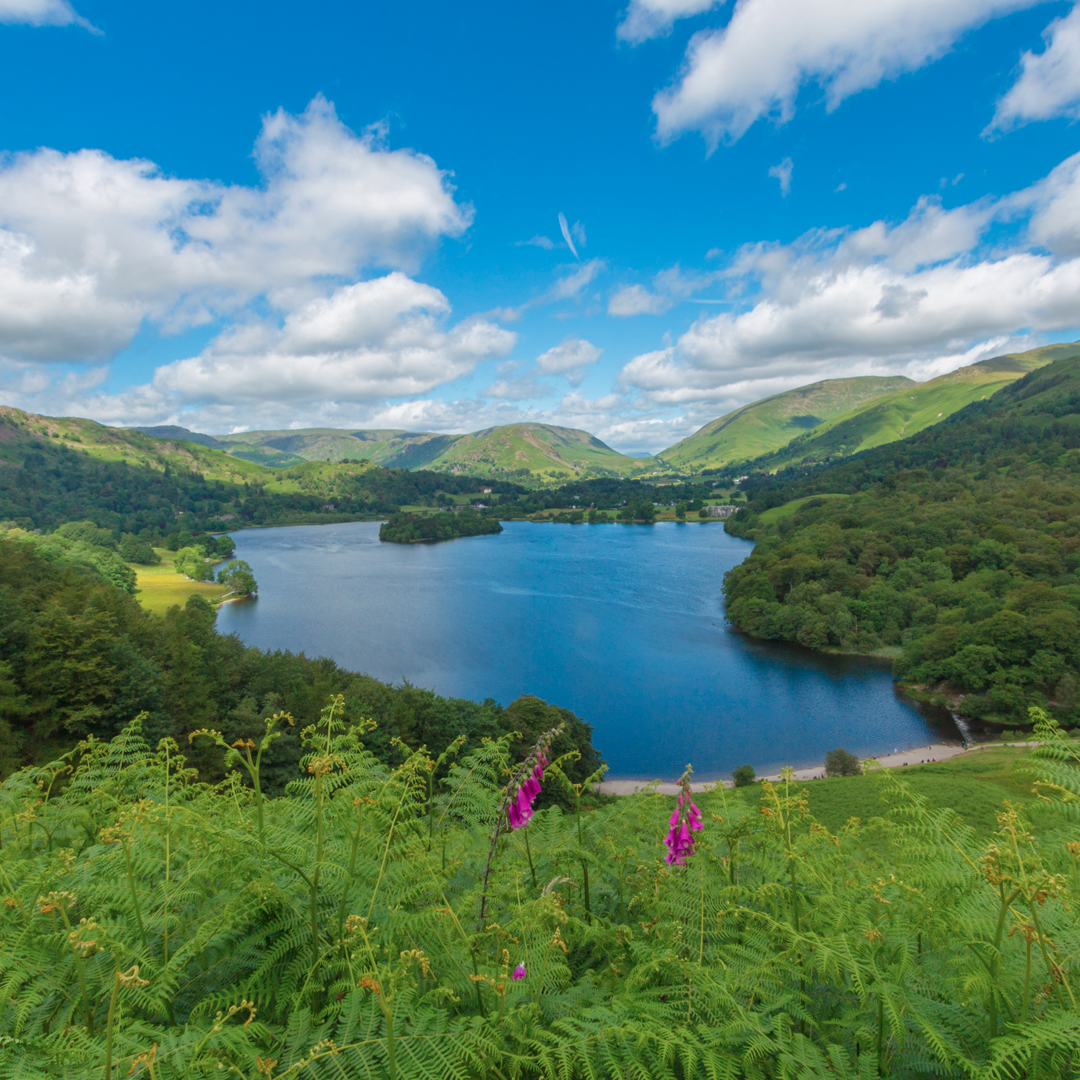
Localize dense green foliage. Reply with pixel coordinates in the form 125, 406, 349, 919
217, 560, 259, 597
825, 748, 862, 776
0, 419, 524, 542
1, 707, 1078, 1078
724, 356, 1080, 725
379, 510, 503, 544
0, 536, 601, 788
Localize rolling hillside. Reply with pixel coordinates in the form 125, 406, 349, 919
658, 375, 914, 471
746, 341, 1077, 473
137, 421, 642, 482
4, 407, 274, 486
420, 423, 641, 480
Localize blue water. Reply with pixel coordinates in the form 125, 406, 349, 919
216, 521, 957, 780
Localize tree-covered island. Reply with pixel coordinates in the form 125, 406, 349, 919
379, 508, 503, 543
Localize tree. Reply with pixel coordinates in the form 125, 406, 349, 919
732, 763, 756, 787
824, 747, 862, 776
174, 546, 215, 582
217, 559, 258, 596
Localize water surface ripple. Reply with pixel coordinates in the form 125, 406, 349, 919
216, 521, 956, 780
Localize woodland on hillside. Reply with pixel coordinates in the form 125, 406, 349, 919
724, 357, 1080, 725
0, 535, 601, 786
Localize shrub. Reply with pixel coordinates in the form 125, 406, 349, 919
824, 747, 862, 776
732, 763, 756, 786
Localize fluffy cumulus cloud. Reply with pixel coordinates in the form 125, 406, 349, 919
651, 0, 1037, 146
0, 97, 470, 365
619, 153, 1080, 412
989, 5, 1080, 131
534, 338, 603, 385
150, 274, 514, 407
0, 0, 96, 29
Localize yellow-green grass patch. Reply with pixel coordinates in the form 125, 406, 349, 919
134, 550, 230, 615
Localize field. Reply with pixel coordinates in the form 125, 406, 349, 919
755, 492, 848, 524
733, 745, 1049, 838
133, 550, 231, 615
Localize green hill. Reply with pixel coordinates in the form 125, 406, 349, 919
419, 422, 641, 480
750, 341, 1078, 472
724, 350, 1080, 724
136, 421, 642, 483
658, 375, 914, 471
5, 407, 275, 486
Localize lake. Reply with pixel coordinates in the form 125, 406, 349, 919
216, 520, 958, 780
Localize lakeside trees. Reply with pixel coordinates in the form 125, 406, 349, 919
724, 357, 1080, 727
0, 536, 599, 787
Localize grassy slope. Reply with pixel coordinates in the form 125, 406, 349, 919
133, 549, 231, 615
751, 342, 1079, 472
658, 376, 915, 471
1, 406, 275, 486
734, 746, 1048, 838
420, 423, 643, 480
754, 492, 848, 525
135, 422, 641, 483
216, 427, 457, 468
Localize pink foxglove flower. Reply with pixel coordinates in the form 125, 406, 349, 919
663, 767, 702, 866
511, 964, 526, 980
504, 736, 556, 830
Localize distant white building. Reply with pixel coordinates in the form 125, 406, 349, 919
708, 504, 739, 518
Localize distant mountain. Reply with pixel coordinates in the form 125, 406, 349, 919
658, 375, 915, 471
744, 342, 1078, 473
419, 423, 641, 479
134, 422, 642, 482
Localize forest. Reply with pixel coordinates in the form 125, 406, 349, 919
723, 356, 1080, 726
0, 533, 601, 788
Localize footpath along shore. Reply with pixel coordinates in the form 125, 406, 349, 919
596, 741, 1035, 796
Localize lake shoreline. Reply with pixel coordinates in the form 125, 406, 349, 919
597, 740, 977, 794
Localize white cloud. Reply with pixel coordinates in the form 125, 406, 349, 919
0, 96, 470, 364
989, 5, 1080, 131
548, 258, 606, 301
515, 235, 556, 249
608, 284, 675, 316
535, 338, 603, 386
0, 0, 97, 30
652, 0, 1037, 147
769, 157, 793, 196
619, 153, 1080, 409
149, 274, 515, 406
482, 376, 549, 400
558, 212, 580, 260
617, 0, 722, 44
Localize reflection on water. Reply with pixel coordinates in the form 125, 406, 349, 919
217, 521, 960, 780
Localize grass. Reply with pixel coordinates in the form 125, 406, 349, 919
756, 493, 848, 525
732, 746, 1051, 838
133, 550, 231, 615
658, 375, 914, 471
754, 343, 1075, 473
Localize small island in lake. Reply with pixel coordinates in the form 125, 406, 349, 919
379, 509, 503, 543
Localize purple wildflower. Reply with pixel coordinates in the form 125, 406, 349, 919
504, 739, 554, 830
511, 964, 526, 980
663, 767, 702, 866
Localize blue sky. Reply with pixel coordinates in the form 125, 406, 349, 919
2, 0, 1080, 452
